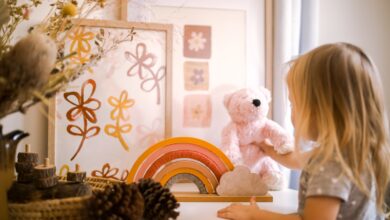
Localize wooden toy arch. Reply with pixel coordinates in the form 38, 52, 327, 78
126, 137, 234, 193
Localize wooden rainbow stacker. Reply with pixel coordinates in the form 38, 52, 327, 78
126, 137, 273, 202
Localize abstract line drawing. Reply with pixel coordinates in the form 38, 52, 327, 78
136, 118, 164, 148
64, 79, 101, 161
104, 90, 134, 151
184, 61, 209, 91
92, 163, 129, 181
183, 94, 212, 128
184, 25, 212, 59
68, 27, 95, 70
124, 43, 166, 105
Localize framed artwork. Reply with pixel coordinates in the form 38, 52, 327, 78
147, 0, 265, 147
48, 19, 173, 180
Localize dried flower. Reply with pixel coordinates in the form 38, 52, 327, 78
62, 2, 77, 17
0, 0, 132, 119
0, 0, 10, 27
22, 7, 29, 20
1, 32, 57, 88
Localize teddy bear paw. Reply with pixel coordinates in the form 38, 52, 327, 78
225, 150, 243, 165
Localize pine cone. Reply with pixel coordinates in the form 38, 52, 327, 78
137, 178, 180, 220
90, 182, 144, 220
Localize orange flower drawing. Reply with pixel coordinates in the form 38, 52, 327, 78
105, 90, 134, 151
64, 79, 101, 160
68, 27, 95, 71
91, 163, 129, 181
91, 163, 119, 180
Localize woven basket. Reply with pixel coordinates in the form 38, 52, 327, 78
8, 177, 121, 220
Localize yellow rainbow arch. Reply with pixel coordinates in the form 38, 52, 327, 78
126, 137, 234, 193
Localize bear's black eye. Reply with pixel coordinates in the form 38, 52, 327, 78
252, 99, 261, 107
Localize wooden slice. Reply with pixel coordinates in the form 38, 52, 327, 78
34, 158, 56, 178
16, 144, 38, 163
17, 152, 38, 163
15, 162, 37, 174
55, 182, 92, 198
17, 173, 34, 183
34, 176, 59, 189
66, 164, 86, 183
67, 172, 86, 183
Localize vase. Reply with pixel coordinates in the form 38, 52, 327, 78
0, 125, 29, 220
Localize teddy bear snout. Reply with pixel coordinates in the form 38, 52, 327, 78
252, 99, 261, 107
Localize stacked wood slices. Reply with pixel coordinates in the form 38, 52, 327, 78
8, 145, 92, 203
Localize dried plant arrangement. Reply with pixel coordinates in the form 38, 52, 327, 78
0, 1, 135, 219
0, 0, 135, 119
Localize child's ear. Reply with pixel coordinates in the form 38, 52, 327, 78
223, 92, 233, 108
259, 86, 272, 103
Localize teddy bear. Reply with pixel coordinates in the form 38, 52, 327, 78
220, 87, 293, 190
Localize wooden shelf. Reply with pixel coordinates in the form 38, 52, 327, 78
173, 192, 273, 202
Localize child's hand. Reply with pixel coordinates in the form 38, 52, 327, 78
217, 197, 261, 220
258, 140, 275, 154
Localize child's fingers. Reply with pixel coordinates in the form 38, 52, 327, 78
217, 207, 234, 219
250, 196, 258, 206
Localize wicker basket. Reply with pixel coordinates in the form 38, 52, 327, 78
8, 177, 121, 220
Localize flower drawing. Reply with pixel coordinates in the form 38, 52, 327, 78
190, 68, 204, 85
105, 90, 134, 151
91, 163, 129, 181
64, 79, 101, 160
125, 43, 156, 79
91, 163, 119, 180
68, 27, 95, 71
191, 104, 204, 120
187, 32, 207, 52
124, 43, 166, 105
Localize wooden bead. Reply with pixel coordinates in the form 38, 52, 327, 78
34, 176, 59, 189
34, 158, 56, 178
15, 162, 37, 174
17, 144, 38, 163
66, 164, 86, 183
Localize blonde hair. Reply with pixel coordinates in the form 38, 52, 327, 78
287, 43, 390, 212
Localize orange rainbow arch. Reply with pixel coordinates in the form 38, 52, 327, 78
126, 137, 234, 194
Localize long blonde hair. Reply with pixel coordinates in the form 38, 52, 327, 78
287, 43, 390, 212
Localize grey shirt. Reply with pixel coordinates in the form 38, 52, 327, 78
298, 158, 384, 220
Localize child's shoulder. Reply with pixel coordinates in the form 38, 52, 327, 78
304, 156, 345, 177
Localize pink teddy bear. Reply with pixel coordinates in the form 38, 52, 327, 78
221, 87, 294, 190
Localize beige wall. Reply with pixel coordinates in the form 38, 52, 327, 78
318, 0, 390, 117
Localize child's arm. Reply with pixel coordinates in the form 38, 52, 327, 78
259, 141, 313, 170
217, 196, 341, 220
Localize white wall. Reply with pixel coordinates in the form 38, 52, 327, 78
318, 0, 390, 117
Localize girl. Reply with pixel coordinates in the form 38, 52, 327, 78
217, 43, 390, 220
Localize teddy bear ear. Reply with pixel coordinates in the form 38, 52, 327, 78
259, 87, 272, 103
223, 93, 233, 108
